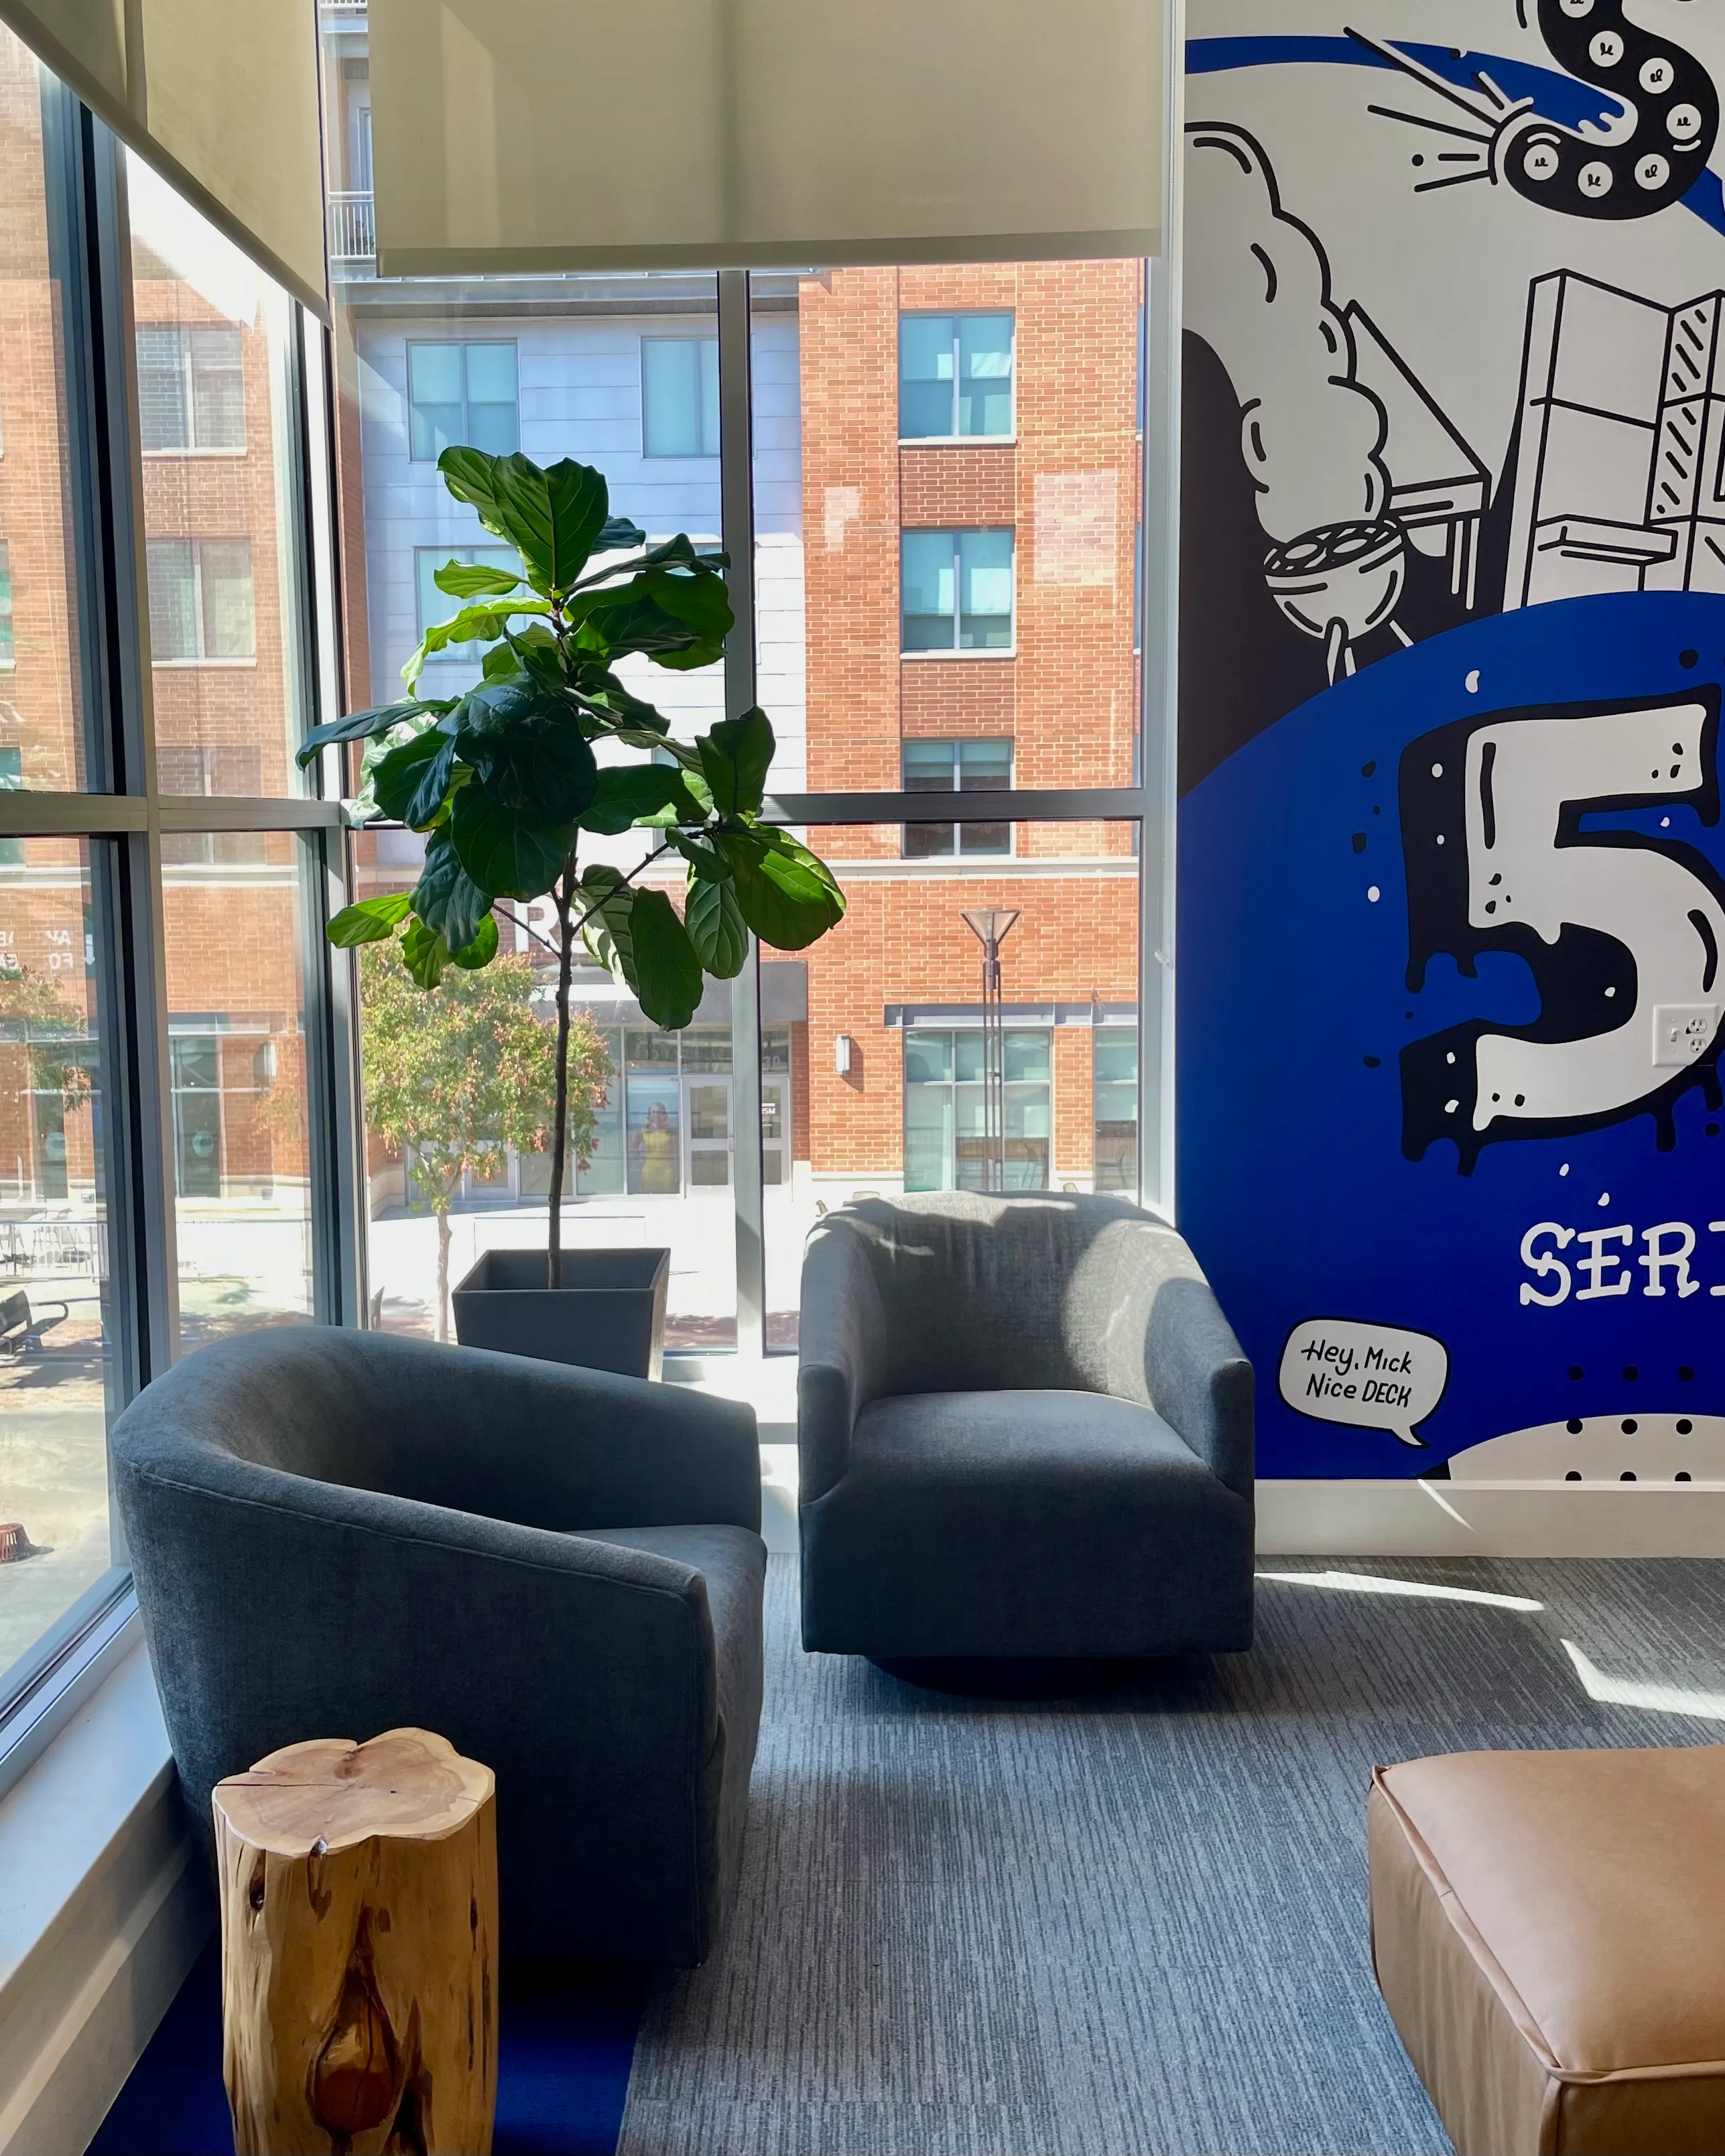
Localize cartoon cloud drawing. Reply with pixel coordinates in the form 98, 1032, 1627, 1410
1185, 123, 1409, 682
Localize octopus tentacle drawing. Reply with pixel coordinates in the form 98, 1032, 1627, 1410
1352, 0, 1718, 220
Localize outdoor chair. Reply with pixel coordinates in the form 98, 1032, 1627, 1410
797, 1192, 1255, 1663
112, 1326, 766, 1966
0, 1289, 67, 1358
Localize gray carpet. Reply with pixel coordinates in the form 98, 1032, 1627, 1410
619, 1554, 1725, 2155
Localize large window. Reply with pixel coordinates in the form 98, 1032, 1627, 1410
407, 341, 518, 462
135, 324, 246, 452
1094, 1029, 1139, 1194
902, 739, 1011, 857
901, 529, 1014, 651
642, 337, 720, 457
899, 312, 1014, 438
316, 0, 1155, 1371
1, 48, 353, 1749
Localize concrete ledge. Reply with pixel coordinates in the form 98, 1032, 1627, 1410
0, 1643, 208, 2156
1257, 1479, 1725, 1558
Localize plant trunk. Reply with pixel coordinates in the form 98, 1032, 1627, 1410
548, 867, 575, 1289
435, 1207, 451, 1344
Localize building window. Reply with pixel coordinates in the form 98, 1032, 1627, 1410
903, 1027, 1050, 1192
1093, 1030, 1138, 1194
170, 1036, 222, 1198
0, 541, 13, 665
146, 538, 255, 661
901, 739, 1011, 858
0, 744, 19, 867
135, 324, 245, 451
415, 546, 521, 659
407, 341, 519, 462
157, 746, 267, 861
899, 312, 1014, 439
641, 337, 720, 457
901, 529, 1013, 652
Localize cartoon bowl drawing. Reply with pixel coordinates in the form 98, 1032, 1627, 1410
1263, 517, 1408, 681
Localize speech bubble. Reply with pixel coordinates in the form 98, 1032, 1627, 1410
1278, 1318, 1450, 1448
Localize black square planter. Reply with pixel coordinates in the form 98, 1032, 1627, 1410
450, 1247, 671, 1380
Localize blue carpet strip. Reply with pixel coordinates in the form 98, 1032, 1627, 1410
88, 1937, 653, 2155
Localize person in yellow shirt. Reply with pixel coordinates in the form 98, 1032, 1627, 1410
633, 1099, 678, 1194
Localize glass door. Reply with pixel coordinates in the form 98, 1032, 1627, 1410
684, 1074, 732, 1188
761, 1076, 790, 1187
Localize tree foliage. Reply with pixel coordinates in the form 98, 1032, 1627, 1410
0, 966, 94, 1111
359, 942, 607, 1195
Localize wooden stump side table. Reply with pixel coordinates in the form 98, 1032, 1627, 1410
212, 1728, 498, 2156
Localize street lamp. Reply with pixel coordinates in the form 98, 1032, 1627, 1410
960, 907, 1020, 1194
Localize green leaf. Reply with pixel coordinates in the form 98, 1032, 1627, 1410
326, 892, 411, 947
411, 830, 493, 954
578, 865, 635, 976
373, 727, 456, 826
698, 707, 774, 816
481, 641, 523, 682
454, 682, 598, 822
400, 917, 449, 989
669, 830, 731, 879
403, 596, 550, 690
570, 663, 670, 735
569, 566, 732, 670
297, 699, 450, 768
434, 558, 522, 599
570, 533, 726, 591
449, 912, 500, 969
579, 765, 698, 836
627, 889, 704, 1027
686, 876, 748, 978
594, 513, 646, 553
719, 828, 846, 950
450, 787, 570, 901
450, 451, 610, 592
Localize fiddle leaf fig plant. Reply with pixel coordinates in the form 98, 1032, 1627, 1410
302, 446, 845, 1282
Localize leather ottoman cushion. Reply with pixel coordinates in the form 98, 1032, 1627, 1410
1369, 1746, 1725, 2156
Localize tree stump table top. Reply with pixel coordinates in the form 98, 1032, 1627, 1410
215, 1728, 494, 1854
214, 1728, 498, 2156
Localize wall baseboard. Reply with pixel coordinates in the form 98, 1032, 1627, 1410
1257, 1479, 1725, 1558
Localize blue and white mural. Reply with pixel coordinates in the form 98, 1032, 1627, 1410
1179, 3, 1725, 1481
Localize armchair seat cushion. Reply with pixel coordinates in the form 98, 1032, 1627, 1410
802, 1389, 1253, 1660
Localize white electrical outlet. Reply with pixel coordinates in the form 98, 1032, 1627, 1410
1652, 1004, 1719, 1068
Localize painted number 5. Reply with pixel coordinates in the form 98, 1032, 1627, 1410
1399, 690, 1725, 1170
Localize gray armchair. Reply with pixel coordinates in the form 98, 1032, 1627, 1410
111, 1326, 763, 1967
798, 1194, 1253, 1661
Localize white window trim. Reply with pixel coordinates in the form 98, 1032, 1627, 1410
405, 338, 521, 465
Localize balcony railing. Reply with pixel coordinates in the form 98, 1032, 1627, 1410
328, 190, 375, 273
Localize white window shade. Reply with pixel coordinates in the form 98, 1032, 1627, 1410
1, 0, 328, 319
369, 0, 1161, 275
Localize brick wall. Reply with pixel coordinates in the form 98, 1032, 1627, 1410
795, 263, 1144, 1188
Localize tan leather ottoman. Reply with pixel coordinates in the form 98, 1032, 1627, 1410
1369, 1747, 1725, 2155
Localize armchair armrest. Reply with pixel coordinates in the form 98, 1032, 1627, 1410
797, 1218, 890, 1504
1147, 1275, 1255, 1501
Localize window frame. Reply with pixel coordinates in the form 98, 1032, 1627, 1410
145, 535, 257, 665
405, 338, 520, 464
900, 737, 1014, 859
135, 320, 247, 456
899, 526, 1016, 657
897, 309, 1017, 442
0, 76, 359, 1781
902, 1023, 1053, 1193
641, 333, 721, 458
